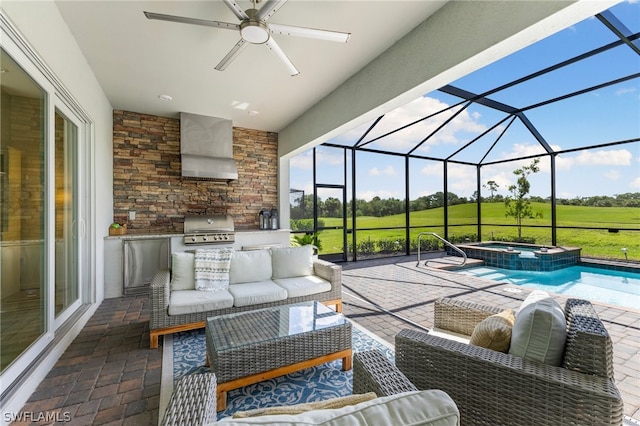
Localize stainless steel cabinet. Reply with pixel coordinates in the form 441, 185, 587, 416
123, 238, 170, 295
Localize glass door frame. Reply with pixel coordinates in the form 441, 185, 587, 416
314, 184, 348, 262
0, 21, 93, 390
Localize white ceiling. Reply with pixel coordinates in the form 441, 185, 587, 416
54, 0, 447, 132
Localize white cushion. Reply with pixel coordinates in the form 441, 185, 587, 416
168, 289, 234, 316
194, 248, 233, 292
509, 290, 567, 366
229, 250, 272, 284
170, 252, 195, 291
228, 281, 288, 307
217, 389, 460, 425
271, 245, 313, 279
273, 276, 332, 298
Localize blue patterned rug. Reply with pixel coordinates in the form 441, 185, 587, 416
160, 321, 394, 420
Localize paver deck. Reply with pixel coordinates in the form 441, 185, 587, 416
12, 255, 640, 424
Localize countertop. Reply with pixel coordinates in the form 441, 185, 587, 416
104, 228, 290, 240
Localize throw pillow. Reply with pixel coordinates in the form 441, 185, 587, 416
170, 252, 195, 291
270, 245, 314, 279
509, 290, 567, 366
194, 248, 233, 292
232, 393, 378, 418
469, 309, 515, 353
229, 250, 272, 284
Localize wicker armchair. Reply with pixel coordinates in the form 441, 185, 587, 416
390, 297, 624, 426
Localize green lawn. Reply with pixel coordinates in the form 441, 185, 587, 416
299, 203, 640, 261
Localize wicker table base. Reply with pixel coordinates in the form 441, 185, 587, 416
205, 301, 352, 410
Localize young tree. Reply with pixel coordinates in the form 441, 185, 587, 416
504, 158, 540, 240
483, 180, 500, 201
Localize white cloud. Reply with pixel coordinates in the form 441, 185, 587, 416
369, 165, 395, 176
357, 189, 402, 202
630, 176, 640, 189
419, 163, 442, 176
289, 151, 313, 170
616, 87, 638, 96
603, 169, 622, 180
575, 149, 632, 166
360, 96, 489, 153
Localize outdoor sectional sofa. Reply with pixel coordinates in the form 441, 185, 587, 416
149, 245, 342, 348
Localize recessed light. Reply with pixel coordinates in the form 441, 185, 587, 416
158, 94, 173, 101
248, 110, 259, 116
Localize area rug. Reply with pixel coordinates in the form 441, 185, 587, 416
159, 320, 394, 421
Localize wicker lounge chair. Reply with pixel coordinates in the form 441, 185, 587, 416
383, 297, 624, 426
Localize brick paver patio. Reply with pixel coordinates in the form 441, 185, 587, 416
12, 255, 640, 424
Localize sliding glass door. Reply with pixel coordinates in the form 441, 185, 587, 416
0, 42, 89, 385
0, 48, 47, 372
54, 109, 80, 322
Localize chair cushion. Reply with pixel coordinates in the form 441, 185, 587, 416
232, 393, 378, 418
271, 245, 314, 279
194, 248, 233, 292
170, 252, 194, 291
218, 389, 460, 425
469, 309, 515, 353
230, 250, 272, 284
168, 289, 234, 315
228, 281, 288, 307
273, 275, 332, 298
509, 290, 567, 366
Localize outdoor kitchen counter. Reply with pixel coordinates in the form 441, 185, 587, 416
103, 229, 291, 298
104, 228, 290, 240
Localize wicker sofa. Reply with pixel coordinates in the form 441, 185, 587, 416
149, 247, 342, 348
162, 368, 459, 425
388, 297, 624, 426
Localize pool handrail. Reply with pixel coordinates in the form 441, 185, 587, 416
416, 232, 467, 267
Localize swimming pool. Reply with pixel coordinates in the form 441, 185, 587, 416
458, 264, 640, 310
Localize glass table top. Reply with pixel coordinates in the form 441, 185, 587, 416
207, 301, 348, 351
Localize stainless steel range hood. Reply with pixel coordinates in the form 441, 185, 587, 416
180, 112, 238, 181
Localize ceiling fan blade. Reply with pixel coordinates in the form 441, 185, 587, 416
269, 23, 350, 43
222, 0, 249, 21
264, 38, 299, 76
256, 0, 288, 21
215, 39, 249, 71
144, 11, 239, 31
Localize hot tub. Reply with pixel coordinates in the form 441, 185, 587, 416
454, 241, 581, 271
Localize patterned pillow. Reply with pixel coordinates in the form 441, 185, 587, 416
194, 248, 233, 292
469, 309, 515, 353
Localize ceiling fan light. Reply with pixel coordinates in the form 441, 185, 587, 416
240, 21, 270, 44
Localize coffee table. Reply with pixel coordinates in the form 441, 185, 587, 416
205, 301, 352, 410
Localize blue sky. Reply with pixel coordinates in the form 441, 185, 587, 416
290, 1, 639, 202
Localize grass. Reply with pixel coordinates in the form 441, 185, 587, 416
301, 202, 640, 261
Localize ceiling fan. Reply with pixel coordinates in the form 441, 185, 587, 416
144, 0, 351, 76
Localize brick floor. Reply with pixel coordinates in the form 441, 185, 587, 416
13, 296, 161, 426
12, 255, 640, 424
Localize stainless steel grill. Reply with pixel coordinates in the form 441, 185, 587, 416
183, 215, 235, 245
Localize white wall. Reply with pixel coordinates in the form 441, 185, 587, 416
0, 0, 112, 418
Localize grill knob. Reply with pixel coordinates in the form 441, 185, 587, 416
203, 236, 208, 241
191, 236, 197, 242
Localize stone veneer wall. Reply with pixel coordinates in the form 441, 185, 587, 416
112, 110, 278, 233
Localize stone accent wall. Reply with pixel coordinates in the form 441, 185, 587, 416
112, 110, 278, 233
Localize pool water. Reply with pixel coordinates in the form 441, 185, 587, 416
458, 265, 640, 310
